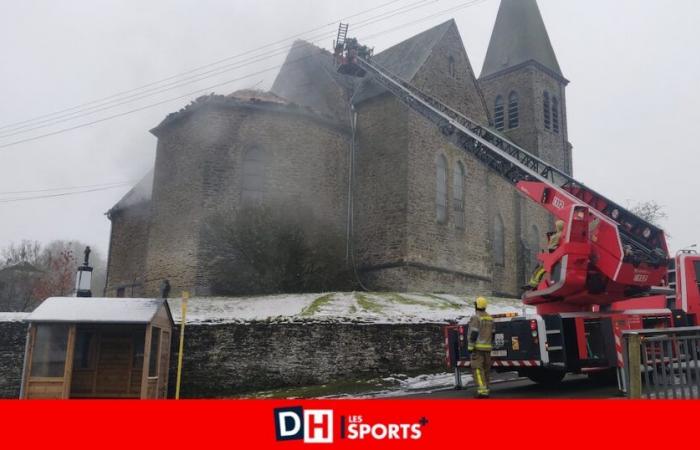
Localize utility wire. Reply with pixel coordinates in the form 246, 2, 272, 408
0, 180, 130, 196
0, 183, 131, 203
0, 0, 490, 150
0, 0, 434, 140
0, 0, 413, 133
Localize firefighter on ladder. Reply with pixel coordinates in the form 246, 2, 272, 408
527, 219, 565, 289
467, 296, 494, 398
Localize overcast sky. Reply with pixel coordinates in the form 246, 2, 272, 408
1, 0, 699, 259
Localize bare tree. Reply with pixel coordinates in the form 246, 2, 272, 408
0, 240, 42, 267
628, 200, 668, 226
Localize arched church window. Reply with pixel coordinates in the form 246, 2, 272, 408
508, 91, 519, 129
241, 147, 264, 204
448, 56, 456, 79
453, 161, 465, 229
552, 96, 560, 134
436, 154, 448, 224
493, 214, 505, 266
494, 96, 505, 131
543, 91, 551, 130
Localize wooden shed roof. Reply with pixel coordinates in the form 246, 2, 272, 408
27, 297, 173, 325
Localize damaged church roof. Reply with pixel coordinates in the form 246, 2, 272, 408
352, 20, 455, 104
107, 169, 153, 216
151, 91, 342, 136
270, 39, 355, 120
226, 89, 288, 104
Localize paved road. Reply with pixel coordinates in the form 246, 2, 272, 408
401, 375, 623, 399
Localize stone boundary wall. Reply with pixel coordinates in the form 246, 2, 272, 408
0, 320, 446, 399
0, 321, 26, 399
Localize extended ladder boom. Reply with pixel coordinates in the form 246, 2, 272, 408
351, 55, 668, 267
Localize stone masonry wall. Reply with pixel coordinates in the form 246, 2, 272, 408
411, 23, 490, 126
0, 321, 26, 399
479, 65, 571, 174
405, 109, 494, 294
105, 201, 150, 297
144, 101, 350, 297
171, 321, 446, 398
354, 95, 409, 275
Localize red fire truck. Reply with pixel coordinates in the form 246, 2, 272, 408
333, 25, 699, 388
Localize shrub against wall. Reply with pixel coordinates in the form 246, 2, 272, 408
201, 203, 357, 295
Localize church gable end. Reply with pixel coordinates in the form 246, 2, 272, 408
410, 20, 490, 125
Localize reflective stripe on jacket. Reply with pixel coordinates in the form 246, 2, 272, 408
467, 310, 494, 351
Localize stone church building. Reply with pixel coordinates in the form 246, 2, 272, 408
105, 0, 572, 298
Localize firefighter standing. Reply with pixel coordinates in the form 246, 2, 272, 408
467, 296, 494, 398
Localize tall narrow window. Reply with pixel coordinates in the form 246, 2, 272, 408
552, 96, 560, 134
543, 91, 551, 130
453, 162, 465, 229
436, 155, 448, 223
493, 215, 505, 266
508, 91, 519, 129
494, 96, 505, 131
241, 147, 264, 204
148, 327, 161, 377
529, 225, 541, 271
448, 56, 456, 78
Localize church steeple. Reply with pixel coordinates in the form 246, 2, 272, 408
481, 0, 564, 81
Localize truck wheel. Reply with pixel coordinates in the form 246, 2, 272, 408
523, 369, 566, 385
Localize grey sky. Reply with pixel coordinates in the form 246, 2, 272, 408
1, 0, 699, 257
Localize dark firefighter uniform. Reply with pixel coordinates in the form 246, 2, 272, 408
467, 296, 494, 398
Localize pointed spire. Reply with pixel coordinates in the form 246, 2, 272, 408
480, 0, 563, 80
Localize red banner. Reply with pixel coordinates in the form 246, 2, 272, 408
0, 400, 697, 448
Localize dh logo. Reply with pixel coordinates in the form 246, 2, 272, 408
274, 407, 333, 444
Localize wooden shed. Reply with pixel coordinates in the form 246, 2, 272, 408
20, 297, 174, 399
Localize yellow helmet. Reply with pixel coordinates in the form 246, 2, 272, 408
475, 296, 488, 310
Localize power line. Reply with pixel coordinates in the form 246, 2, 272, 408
0, 0, 435, 140
0, 0, 490, 150
0, 183, 131, 203
0, 0, 413, 133
0, 180, 130, 196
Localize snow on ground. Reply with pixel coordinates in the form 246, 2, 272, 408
322, 373, 471, 399
167, 292, 534, 324
0, 312, 29, 322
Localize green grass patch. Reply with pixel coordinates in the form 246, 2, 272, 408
422, 293, 463, 309
355, 293, 385, 313
300, 293, 335, 316
379, 292, 431, 306
379, 292, 462, 310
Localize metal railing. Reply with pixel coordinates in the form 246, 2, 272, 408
622, 327, 700, 399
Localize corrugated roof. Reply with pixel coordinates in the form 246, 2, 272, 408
27, 297, 169, 324
480, 0, 563, 79
353, 20, 454, 104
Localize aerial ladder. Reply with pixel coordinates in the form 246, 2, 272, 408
333, 25, 700, 386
